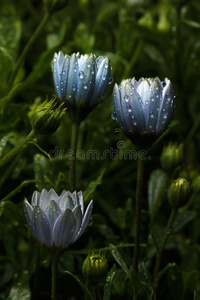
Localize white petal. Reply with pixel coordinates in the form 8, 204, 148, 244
53, 209, 76, 248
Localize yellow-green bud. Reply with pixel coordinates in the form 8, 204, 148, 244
82, 252, 108, 283
167, 178, 190, 208
30, 99, 65, 135
43, 0, 69, 13
160, 143, 183, 171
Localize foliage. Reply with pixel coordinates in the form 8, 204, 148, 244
1, 0, 200, 299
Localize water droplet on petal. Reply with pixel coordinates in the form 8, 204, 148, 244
124, 95, 129, 102
104, 63, 108, 69
79, 71, 84, 79
102, 75, 106, 80
109, 77, 113, 84
83, 83, 88, 90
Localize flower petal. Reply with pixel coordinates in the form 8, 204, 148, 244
73, 200, 93, 242
24, 199, 37, 239
46, 200, 62, 228
33, 205, 52, 247
31, 191, 40, 207
90, 57, 110, 105
53, 209, 76, 248
53, 52, 65, 98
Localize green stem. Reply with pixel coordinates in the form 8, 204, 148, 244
70, 122, 80, 192
51, 254, 59, 300
0, 130, 36, 169
8, 12, 50, 90
133, 154, 145, 272
153, 207, 177, 289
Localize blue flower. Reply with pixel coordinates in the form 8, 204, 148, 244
24, 189, 93, 249
112, 77, 174, 148
53, 52, 111, 123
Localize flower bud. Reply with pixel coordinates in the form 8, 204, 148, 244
30, 99, 65, 135
82, 252, 108, 283
160, 143, 183, 171
43, 0, 69, 13
167, 178, 190, 208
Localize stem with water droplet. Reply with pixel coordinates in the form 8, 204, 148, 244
153, 207, 177, 289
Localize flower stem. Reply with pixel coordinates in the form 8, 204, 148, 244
153, 207, 177, 289
51, 254, 59, 300
8, 12, 50, 91
133, 154, 145, 272
0, 130, 36, 169
70, 122, 80, 192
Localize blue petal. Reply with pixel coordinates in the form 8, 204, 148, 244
71, 205, 82, 242
46, 200, 62, 228
73, 200, 93, 242
126, 83, 146, 133
60, 55, 70, 99
57, 191, 75, 211
113, 83, 129, 133
146, 78, 163, 133
156, 78, 174, 134
53, 209, 76, 248
76, 54, 95, 105
53, 52, 65, 98
24, 199, 37, 239
33, 205, 52, 248
90, 57, 110, 105
39, 189, 50, 211
65, 53, 78, 104
77, 191, 84, 214
31, 191, 40, 207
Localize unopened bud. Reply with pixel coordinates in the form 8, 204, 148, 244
30, 99, 65, 135
167, 178, 190, 208
160, 143, 183, 171
82, 252, 108, 283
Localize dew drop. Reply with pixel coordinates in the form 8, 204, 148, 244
124, 95, 129, 102
133, 122, 137, 126
104, 63, 109, 69
87, 62, 90, 68
83, 83, 88, 89
111, 112, 116, 120
102, 75, 106, 80
79, 71, 84, 79
109, 77, 113, 84
150, 114, 154, 118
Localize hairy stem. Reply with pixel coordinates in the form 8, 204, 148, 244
70, 122, 80, 192
133, 155, 145, 272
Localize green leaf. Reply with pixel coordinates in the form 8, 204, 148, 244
155, 262, 176, 286
109, 244, 130, 277
0, 201, 22, 226
83, 169, 105, 203
172, 210, 196, 233
6, 271, 31, 300
148, 169, 168, 220
103, 265, 116, 300
65, 270, 94, 300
